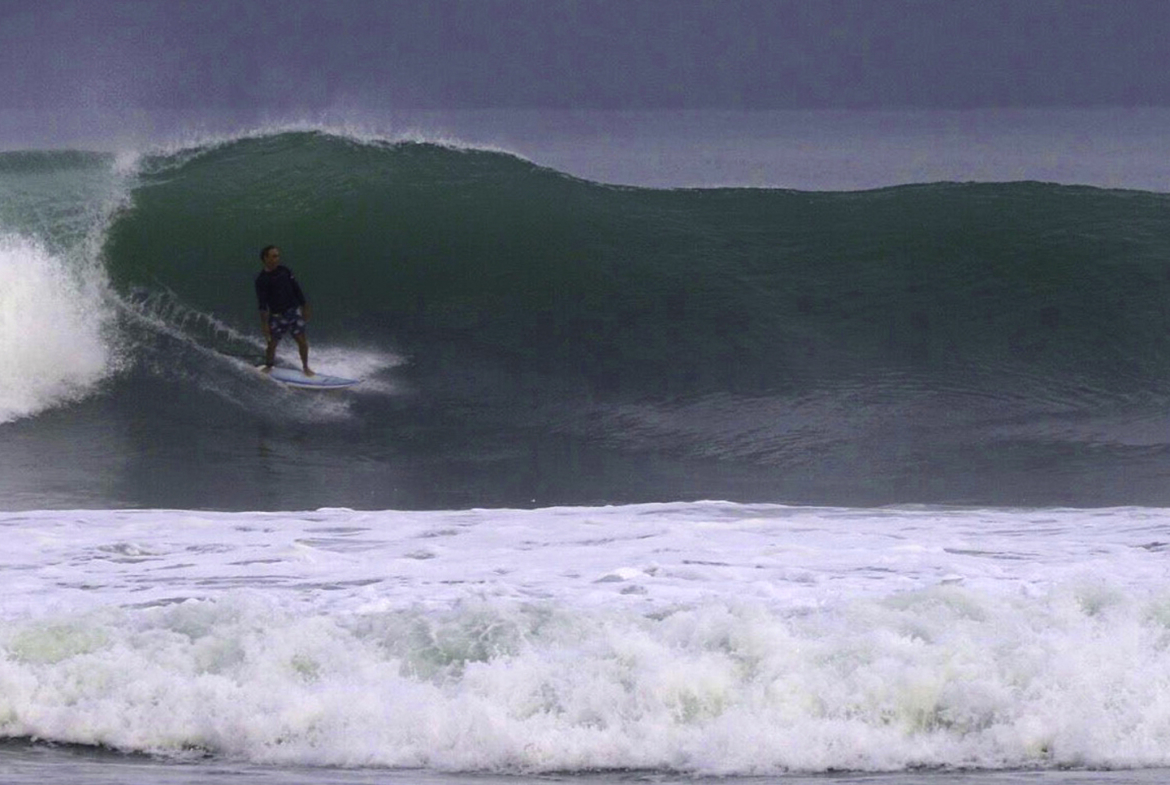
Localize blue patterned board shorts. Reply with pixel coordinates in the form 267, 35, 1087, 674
268, 307, 306, 339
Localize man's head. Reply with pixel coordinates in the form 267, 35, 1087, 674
260, 245, 280, 271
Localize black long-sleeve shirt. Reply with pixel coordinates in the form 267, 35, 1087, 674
255, 265, 307, 313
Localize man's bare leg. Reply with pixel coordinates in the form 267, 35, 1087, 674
263, 338, 278, 372
295, 333, 313, 376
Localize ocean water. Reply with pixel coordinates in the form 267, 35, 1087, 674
4, 109, 1170, 783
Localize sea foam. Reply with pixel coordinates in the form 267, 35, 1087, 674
4, 503, 1170, 773
0, 234, 117, 422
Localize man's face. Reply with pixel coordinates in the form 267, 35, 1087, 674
263, 248, 281, 271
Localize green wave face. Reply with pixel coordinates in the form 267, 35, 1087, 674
2, 129, 1165, 509
0, 150, 123, 252
106, 132, 1170, 400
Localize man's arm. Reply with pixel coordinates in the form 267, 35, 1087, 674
256, 276, 272, 339
291, 275, 310, 320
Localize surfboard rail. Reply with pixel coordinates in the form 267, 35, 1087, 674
258, 366, 360, 390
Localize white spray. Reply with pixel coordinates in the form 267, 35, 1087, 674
0, 233, 117, 422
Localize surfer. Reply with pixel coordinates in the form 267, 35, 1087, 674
255, 245, 314, 376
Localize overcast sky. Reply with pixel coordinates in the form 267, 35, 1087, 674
2, 0, 1169, 113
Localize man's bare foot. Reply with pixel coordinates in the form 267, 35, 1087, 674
260, 365, 273, 374
303, 367, 315, 377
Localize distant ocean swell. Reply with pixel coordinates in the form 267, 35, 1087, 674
4, 130, 1170, 506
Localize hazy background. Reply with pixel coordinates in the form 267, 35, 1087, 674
3, 0, 1169, 119
5, 0, 1169, 185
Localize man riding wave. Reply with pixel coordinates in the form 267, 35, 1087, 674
255, 245, 314, 376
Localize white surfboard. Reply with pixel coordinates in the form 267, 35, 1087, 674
258, 366, 360, 390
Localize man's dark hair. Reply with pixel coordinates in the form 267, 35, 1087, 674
260, 245, 278, 261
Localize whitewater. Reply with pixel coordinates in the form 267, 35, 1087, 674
6, 502, 1170, 777
6, 110, 1170, 783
